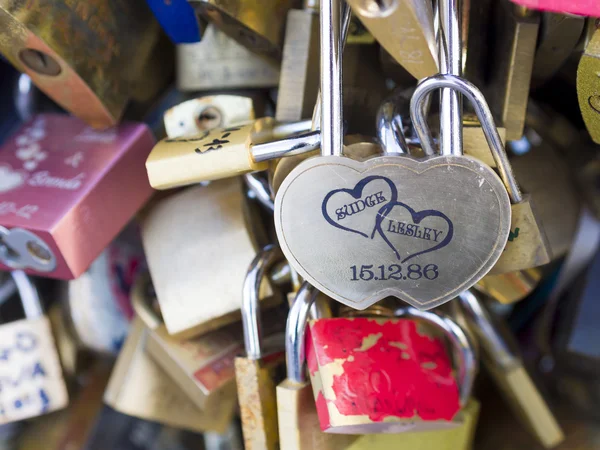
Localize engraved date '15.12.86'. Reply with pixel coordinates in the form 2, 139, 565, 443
350, 264, 439, 281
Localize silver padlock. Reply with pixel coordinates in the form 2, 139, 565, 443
0, 271, 68, 423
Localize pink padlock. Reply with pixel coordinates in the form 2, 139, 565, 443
0, 114, 154, 279
509, 0, 600, 17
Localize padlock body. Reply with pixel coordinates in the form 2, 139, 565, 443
509, 0, 600, 16
577, 29, 600, 145
0, 316, 68, 423
306, 317, 461, 434
177, 25, 280, 91
104, 318, 237, 434
0, 0, 171, 128
0, 115, 154, 279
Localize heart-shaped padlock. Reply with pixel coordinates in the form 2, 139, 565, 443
275, 80, 515, 310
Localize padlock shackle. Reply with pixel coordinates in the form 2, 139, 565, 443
242, 244, 282, 360
376, 99, 409, 156
394, 305, 477, 407
131, 272, 162, 330
244, 173, 274, 212
10, 270, 42, 318
457, 289, 520, 370
286, 281, 319, 383
410, 74, 523, 204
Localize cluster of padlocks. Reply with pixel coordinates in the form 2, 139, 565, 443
0, 0, 599, 448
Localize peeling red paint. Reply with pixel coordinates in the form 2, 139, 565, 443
307, 318, 460, 424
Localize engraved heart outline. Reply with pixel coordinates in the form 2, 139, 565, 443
275, 155, 511, 311
321, 175, 398, 238
374, 201, 454, 263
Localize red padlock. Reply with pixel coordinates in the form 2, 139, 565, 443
509, 0, 600, 16
0, 114, 154, 279
306, 306, 476, 434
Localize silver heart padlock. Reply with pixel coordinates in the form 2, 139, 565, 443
275, 72, 517, 310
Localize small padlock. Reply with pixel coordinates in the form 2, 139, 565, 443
486, 2, 539, 141
345, 0, 438, 80
131, 271, 241, 412
140, 179, 277, 338
188, 0, 294, 59
146, 0, 202, 43
276, 282, 358, 450
0, 271, 68, 424
146, 118, 316, 189
344, 399, 481, 450
306, 305, 476, 433
0, 115, 154, 280
509, 0, 600, 16
164, 95, 256, 140
577, 25, 600, 145
412, 74, 552, 276
235, 245, 287, 450
176, 24, 280, 91
0, 0, 172, 129
454, 289, 564, 448
475, 268, 542, 304
104, 314, 237, 434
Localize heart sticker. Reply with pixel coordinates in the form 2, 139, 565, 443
0, 165, 26, 193
275, 155, 511, 310
322, 175, 397, 238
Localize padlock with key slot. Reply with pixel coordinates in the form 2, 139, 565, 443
0, 271, 68, 424
306, 304, 476, 433
146, 118, 317, 189
146, 0, 202, 43
344, 400, 480, 450
345, 0, 438, 80
509, 0, 600, 17
275, 0, 512, 311
140, 178, 278, 338
0, 115, 154, 280
164, 95, 256, 140
577, 24, 600, 145
453, 289, 564, 448
235, 245, 287, 450
104, 312, 237, 434
277, 282, 358, 450
188, 0, 294, 59
0, 0, 172, 129
486, 1, 539, 141
177, 24, 280, 91
131, 271, 242, 412
411, 75, 553, 276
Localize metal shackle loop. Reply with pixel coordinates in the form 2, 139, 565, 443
286, 281, 319, 384
131, 272, 162, 330
376, 99, 409, 157
11, 270, 42, 318
242, 244, 282, 361
394, 305, 477, 407
457, 289, 519, 369
410, 74, 523, 204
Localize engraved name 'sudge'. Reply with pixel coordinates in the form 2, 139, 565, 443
387, 218, 444, 242
336, 191, 387, 220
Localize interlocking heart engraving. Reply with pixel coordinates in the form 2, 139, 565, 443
275, 155, 511, 310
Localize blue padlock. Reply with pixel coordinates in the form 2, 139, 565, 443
146, 0, 202, 44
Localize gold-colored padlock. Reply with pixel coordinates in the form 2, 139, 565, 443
140, 179, 276, 338
475, 268, 542, 304
577, 24, 600, 144
189, 0, 294, 59
0, 0, 173, 129
235, 245, 287, 450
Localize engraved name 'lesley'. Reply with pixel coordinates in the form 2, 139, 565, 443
386, 218, 445, 242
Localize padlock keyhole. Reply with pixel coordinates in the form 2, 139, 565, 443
355, 0, 397, 17
196, 106, 223, 130
18, 49, 62, 77
26, 241, 52, 264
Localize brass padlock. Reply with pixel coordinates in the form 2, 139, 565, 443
454, 290, 564, 448
0, 271, 68, 423
235, 245, 286, 450
577, 24, 600, 145
306, 306, 476, 433
177, 24, 280, 91
276, 282, 357, 450
189, 0, 294, 59
104, 316, 237, 434
0, 0, 173, 129
475, 268, 542, 304
131, 272, 240, 412
140, 179, 277, 338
